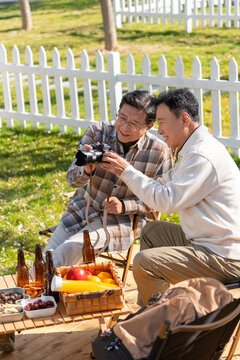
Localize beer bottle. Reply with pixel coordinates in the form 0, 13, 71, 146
82, 230, 95, 263
16, 248, 29, 287
45, 250, 55, 296
45, 250, 59, 302
33, 244, 45, 286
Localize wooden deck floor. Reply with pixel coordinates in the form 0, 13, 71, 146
1, 244, 240, 360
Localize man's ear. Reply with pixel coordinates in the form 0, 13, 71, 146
181, 112, 191, 127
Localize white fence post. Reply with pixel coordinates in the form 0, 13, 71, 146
66, 48, 80, 135
211, 57, 221, 138
229, 58, 240, 157
178, 0, 182, 26
218, 0, 223, 27
141, 0, 146, 24
134, 0, 140, 23
185, 0, 193, 33
25, 46, 39, 129
121, 0, 126, 23
192, 56, 203, 126
142, 54, 152, 93
81, 49, 94, 124
175, 55, 184, 87
53, 47, 67, 133
107, 52, 122, 121
126, 53, 136, 92
39, 46, 53, 130
200, 0, 206, 28
113, 0, 122, 28
158, 54, 168, 93
163, 0, 168, 25
155, 0, 160, 25
234, 0, 239, 28
13, 45, 26, 128
226, 0, 231, 28
147, 0, 153, 24
96, 50, 108, 122
0, 45, 13, 128
128, 0, 133, 23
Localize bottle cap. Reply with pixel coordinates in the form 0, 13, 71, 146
51, 275, 63, 291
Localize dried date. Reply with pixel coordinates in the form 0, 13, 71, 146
0, 291, 23, 304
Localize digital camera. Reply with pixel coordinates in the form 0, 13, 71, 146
75, 143, 111, 166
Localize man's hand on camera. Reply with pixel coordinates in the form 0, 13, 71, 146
102, 197, 124, 214
82, 144, 97, 174
99, 152, 130, 176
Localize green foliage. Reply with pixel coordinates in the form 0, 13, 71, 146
0, 127, 80, 275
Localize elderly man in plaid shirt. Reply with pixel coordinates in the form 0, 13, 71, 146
42, 90, 173, 267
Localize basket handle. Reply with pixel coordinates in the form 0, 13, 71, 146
76, 289, 114, 300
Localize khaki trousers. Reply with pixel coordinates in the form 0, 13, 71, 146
133, 221, 240, 306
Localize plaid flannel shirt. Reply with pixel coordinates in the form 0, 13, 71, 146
61, 121, 173, 253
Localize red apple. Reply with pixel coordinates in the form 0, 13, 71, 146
66, 267, 92, 281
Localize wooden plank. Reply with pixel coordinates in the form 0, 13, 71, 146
13, 320, 25, 332
71, 313, 85, 322
0, 323, 5, 335
101, 310, 111, 317
111, 309, 122, 316
23, 317, 36, 330
12, 273, 17, 286
4, 274, 16, 288
52, 309, 64, 325
32, 317, 45, 328
3, 322, 15, 333
92, 311, 105, 319
42, 316, 55, 327
0, 276, 7, 289
81, 313, 93, 321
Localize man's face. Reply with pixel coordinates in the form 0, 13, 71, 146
115, 103, 151, 143
156, 103, 185, 149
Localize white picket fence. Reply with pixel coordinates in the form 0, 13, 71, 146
113, 0, 239, 32
0, 44, 240, 155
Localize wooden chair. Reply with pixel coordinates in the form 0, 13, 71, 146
39, 211, 159, 286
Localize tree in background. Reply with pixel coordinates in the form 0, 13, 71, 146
100, 0, 117, 50
19, 0, 32, 30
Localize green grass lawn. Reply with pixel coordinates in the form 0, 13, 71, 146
0, 0, 239, 134
1, 0, 240, 77
0, 0, 240, 275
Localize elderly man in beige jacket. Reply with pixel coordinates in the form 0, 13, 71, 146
99, 88, 240, 306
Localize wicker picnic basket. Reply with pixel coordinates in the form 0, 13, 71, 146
56, 261, 124, 315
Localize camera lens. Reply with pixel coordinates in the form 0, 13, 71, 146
75, 149, 102, 166
75, 143, 111, 166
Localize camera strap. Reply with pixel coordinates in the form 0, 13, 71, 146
84, 165, 111, 257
